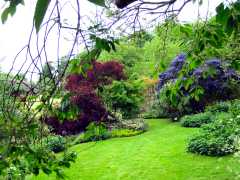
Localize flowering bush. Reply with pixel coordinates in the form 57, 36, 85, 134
157, 53, 186, 90
157, 54, 240, 116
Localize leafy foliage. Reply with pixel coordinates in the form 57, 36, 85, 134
1, 0, 24, 23
0, 106, 77, 179
157, 53, 186, 90
205, 101, 231, 113
34, 0, 51, 32
216, 1, 240, 36
180, 112, 214, 128
45, 60, 125, 135
82, 122, 110, 142
152, 82, 192, 119
102, 76, 144, 119
43, 135, 67, 153
157, 55, 240, 117
99, 23, 183, 78
187, 113, 240, 156
0, 69, 78, 179
99, 42, 145, 76
110, 128, 144, 138
187, 100, 240, 156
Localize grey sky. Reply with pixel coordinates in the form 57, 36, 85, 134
0, 0, 225, 76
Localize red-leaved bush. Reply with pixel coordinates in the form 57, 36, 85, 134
45, 60, 125, 135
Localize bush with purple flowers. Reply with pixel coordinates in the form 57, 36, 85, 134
156, 54, 240, 117
157, 53, 186, 90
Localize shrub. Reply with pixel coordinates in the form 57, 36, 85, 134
102, 77, 144, 119
187, 134, 237, 156
157, 53, 186, 90
70, 119, 147, 144
107, 118, 148, 131
205, 99, 240, 115
152, 82, 192, 119
157, 55, 240, 117
229, 99, 240, 116
187, 113, 240, 156
119, 118, 148, 131
43, 135, 66, 153
45, 60, 125, 135
82, 122, 111, 142
180, 112, 214, 127
205, 101, 231, 113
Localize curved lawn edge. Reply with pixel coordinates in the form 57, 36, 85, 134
29, 119, 240, 180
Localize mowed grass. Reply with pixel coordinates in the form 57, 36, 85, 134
30, 119, 240, 180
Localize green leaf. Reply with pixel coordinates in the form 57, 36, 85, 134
225, 15, 236, 35
34, 0, 51, 32
180, 25, 192, 36
42, 166, 52, 175
231, 59, 240, 70
184, 78, 194, 90
1, 6, 16, 24
109, 41, 116, 51
216, 3, 230, 27
88, 0, 106, 7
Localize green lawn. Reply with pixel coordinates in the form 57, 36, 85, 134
30, 119, 240, 180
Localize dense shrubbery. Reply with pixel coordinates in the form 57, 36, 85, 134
44, 59, 146, 136
69, 119, 147, 144
190, 59, 240, 108
116, 118, 148, 131
102, 75, 144, 119
205, 99, 240, 115
43, 135, 67, 153
155, 55, 240, 118
157, 53, 186, 90
187, 100, 240, 156
81, 122, 111, 142
180, 112, 214, 128
148, 82, 192, 119
45, 60, 125, 135
187, 113, 240, 156
205, 101, 230, 113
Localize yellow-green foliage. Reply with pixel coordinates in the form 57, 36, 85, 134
110, 129, 144, 138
